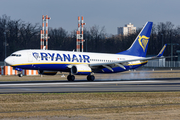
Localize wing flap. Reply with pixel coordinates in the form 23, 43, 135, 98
115, 63, 126, 70
102, 65, 114, 72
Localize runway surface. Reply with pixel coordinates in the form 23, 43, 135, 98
1, 78, 180, 94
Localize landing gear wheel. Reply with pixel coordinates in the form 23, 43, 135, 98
18, 74, 23, 77
87, 75, 95, 81
67, 75, 75, 81
17, 70, 23, 77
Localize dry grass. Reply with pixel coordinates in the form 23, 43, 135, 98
0, 92, 180, 119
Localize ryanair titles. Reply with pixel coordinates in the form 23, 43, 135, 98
32, 52, 90, 63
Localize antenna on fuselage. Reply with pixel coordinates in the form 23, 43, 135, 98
43, 46, 46, 50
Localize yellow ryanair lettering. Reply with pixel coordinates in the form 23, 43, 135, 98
138, 35, 149, 52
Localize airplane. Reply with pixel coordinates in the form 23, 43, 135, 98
5, 21, 167, 81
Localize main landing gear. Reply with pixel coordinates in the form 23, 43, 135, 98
67, 75, 75, 81
67, 74, 95, 81
87, 75, 95, 81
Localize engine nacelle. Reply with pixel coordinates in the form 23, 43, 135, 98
38, 70, 58, 75
71, 65, 91, 75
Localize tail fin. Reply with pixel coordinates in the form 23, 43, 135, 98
118, 21, 153, 57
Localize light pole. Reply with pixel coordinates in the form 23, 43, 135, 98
4, 25, 7, 66
167, 43, 179, 66
161, 33, 164, 48
85, 32, 87, 52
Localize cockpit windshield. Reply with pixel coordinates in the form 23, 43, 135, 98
11, 54, 21, 57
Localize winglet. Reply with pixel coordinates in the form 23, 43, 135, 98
157, 44, 167, 57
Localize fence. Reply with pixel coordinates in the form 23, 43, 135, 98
0, 66, 38, 76
145, 61, 180, 67
0, 62, 4, 66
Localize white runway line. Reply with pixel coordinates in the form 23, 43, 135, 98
0, 80, 163, 86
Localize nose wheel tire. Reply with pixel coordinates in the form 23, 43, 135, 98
67, 75, 75, 81
87, 75, 95, 81
18, 74, 23, 77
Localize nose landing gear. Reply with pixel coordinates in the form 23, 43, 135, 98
17, 71, 23, 77
14, 67, 23, 77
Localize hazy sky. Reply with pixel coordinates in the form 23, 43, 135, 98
0, 0, 180, 35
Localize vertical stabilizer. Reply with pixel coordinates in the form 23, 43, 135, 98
118, 22, 153, 57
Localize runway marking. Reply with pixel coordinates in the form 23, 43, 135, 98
0, 80, 163, 86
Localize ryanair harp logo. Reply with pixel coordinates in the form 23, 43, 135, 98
32, 52, 39, 60
138, 35, 149, 52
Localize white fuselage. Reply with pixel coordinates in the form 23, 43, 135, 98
5, 49, 145, 73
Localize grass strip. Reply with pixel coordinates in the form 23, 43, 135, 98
0, 92, 180, 119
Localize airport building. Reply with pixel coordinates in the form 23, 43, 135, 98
117, 23, 136, 36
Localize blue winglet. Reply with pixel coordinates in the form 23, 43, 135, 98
157, 44, 167, 57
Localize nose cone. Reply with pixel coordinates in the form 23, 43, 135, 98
5, 57, 12, 66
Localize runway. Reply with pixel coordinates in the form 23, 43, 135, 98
1, 78, 180, 93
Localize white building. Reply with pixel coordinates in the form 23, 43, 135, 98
117, 23, 136, 36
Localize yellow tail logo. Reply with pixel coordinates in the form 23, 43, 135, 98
138, 35, 149, 52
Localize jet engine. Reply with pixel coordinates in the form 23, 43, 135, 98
38, 70, 58, 75
71, 65, 91, 75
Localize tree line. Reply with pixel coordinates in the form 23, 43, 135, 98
0, 14, 180, 61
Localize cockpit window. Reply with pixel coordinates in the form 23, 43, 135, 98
11, 54, 16, 56
16, 54, 21, 57
11, 54, 21, 57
